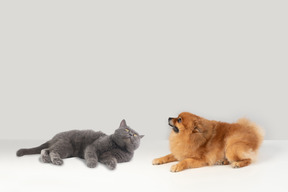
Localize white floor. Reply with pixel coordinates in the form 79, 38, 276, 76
1, 140, 288, 192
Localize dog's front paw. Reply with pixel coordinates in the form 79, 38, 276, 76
170, 163, 185, 172
152, 158, 165, 165
215, 159, 230, 165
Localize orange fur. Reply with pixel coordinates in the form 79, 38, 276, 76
152, 112, 264, 172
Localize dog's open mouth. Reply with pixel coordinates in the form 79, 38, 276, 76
172, 126, 179, 133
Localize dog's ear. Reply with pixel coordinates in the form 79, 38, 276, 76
192, 125, 201, 133
195, 118, 214, 133
192, 119, 202, 133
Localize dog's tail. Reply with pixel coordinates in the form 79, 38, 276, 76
16, 141, 50, 157
237, 118, 264, 147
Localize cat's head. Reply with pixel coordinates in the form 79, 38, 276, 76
112, 119, 144, 152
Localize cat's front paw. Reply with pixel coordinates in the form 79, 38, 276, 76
86, 159, 98, 168
104, 158, 117, 170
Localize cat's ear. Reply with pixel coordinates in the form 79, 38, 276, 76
140, 135, 144, 139
119, 119, 127, 128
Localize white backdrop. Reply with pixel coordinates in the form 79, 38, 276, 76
0, 1, 287, 140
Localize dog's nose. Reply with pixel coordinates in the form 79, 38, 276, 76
168, 117, 174, 126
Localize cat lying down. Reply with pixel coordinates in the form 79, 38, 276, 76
16, 120, 144, 170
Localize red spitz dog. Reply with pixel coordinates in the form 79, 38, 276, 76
153, 112, 264, 172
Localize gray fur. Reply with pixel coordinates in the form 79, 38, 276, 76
16, 120, 144, 169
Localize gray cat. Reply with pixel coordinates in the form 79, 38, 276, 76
16, 119, 144, 169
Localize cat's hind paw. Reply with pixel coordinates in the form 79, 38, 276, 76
51, 158, 63, 166
40, 149, 51, 163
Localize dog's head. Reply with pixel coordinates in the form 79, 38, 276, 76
168, 112, 214, 137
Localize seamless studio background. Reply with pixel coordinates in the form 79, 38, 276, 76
0, 1, 287, 141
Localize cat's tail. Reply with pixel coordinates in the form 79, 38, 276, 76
16, 141, 50, 157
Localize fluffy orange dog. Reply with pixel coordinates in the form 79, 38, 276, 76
153, 112, 264, 172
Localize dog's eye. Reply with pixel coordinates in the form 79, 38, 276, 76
177, 118, 182, 123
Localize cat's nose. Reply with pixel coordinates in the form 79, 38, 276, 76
129, 133, 133, 136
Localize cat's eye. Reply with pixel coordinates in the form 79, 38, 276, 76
178, 118, 182, 123
134, 134, 137, 137
125, 129, 129, 132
